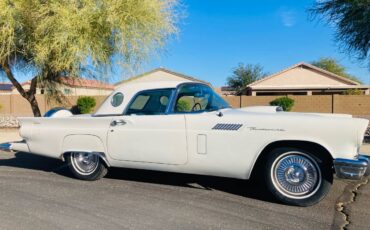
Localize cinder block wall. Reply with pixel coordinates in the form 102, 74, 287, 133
0, 95, 370, 116
223, 95, 370, 115
0, 95, 108, 116
333, 95, 370, 115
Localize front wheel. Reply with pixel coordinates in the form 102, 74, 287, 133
66, 152, 108, 181
264, 148, 333, 206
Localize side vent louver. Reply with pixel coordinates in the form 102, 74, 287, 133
212, 123, 243, 131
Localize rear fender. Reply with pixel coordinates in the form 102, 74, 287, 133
62, 135, 110, 166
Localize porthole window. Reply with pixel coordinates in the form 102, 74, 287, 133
111, 93, 124, 107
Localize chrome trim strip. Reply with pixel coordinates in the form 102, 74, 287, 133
212, 123, 243, 131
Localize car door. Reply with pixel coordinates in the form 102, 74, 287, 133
107, 89, 188, 165
174, 84, 250, 175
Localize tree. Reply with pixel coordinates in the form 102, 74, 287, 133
342, 88, 363, 95
311, 57, 362, 83
310, 0, 370, 65
0, 0, 180, 116
226, 63, 266, 95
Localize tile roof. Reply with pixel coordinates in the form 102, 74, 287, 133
59, 77, 114, 90
20, 77, 114, 90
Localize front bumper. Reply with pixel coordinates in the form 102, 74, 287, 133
334, 154, 370, 180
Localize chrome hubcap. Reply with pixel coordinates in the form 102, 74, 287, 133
272, 153, 321, 199
71, 152, 99, 175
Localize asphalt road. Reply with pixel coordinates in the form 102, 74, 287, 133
0, 151, 368, 230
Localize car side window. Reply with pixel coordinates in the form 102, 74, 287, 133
174, 84, 230, 113
126, 89, 173, 115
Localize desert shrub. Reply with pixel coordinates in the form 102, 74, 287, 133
270, 97, 295, 111
176, 99, 192, 112
76, 96, 96, 114
342, 89, 363, 95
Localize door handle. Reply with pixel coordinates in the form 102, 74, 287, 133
111, 119, 127, 126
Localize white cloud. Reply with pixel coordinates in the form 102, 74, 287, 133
278, 8, 297, 27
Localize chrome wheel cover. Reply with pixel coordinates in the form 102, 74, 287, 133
271, 152, 321, 199
71, 152, 99, 175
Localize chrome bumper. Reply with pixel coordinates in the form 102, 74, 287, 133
0, 142, 12, 152
334, 154, 370, 180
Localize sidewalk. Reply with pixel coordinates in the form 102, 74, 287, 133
360, 144, 370, 155
0, 129, 22, 143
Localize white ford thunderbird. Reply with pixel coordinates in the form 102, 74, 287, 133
1, 81, 369, 206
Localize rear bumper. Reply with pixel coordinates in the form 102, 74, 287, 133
0, 141, 30, 153
334, 154, 370, 180
0, 142, 12, 152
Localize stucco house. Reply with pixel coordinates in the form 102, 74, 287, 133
219, 62, 369, 96
12, 77, 114, 96
115, 68, 210, 88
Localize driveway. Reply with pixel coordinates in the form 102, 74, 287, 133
0, 150, 369, 230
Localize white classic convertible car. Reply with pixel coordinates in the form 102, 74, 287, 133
1, 81, 369, 206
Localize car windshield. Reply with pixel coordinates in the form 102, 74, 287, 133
175, 84, 230, 113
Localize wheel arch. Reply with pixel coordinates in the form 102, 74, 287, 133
249, 140, 333, 180
61, 135, 110, 167
62, 151, 110, 167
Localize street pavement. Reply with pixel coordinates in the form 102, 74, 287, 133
0, 150, 369, 230
0, 130, 369, 229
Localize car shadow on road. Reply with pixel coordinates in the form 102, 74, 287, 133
1, 152, 277, 204
0, 152, 70, 174
107, 167, 277, 204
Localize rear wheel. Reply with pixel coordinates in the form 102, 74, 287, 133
264, 148, 332, 206
66, 152, 108, 181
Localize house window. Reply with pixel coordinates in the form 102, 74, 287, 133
64, 88, 71, 95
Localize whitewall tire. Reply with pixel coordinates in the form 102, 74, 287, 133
67, 152, 108, 181
264, 148, 333, 206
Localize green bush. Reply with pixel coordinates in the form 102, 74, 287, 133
176, 99, 192, 112
342, 89, 363, 95
270, 97, 295, 111
76, 96, 96, 114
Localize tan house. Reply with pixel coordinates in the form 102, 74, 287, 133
219, 62, 369, 96
247, 62, 369, 96
115, 68, 210, 88
12, 77, 114, 96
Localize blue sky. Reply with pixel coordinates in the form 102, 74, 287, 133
141, 0, 369, 86
5, 0, 369, 86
